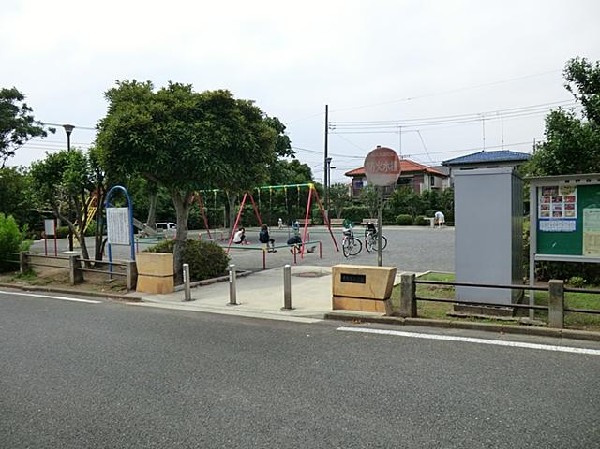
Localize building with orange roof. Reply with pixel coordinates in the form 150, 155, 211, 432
344, 158, 450, 199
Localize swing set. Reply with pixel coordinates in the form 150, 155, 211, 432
193, 183, 339, 257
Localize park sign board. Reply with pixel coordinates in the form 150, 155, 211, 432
529, 173, 600, 262
364, 146, 401, 186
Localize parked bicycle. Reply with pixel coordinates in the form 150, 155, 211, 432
364, 222, 388, 253
341, 226, 362, 257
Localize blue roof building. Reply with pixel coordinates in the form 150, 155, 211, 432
442, 150, 531, 168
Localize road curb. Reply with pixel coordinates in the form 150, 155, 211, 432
0, 282, 140, 302
323, 311, 600, 342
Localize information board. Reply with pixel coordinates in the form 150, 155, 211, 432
536, 183, 600, 256
106, 207, 131, 245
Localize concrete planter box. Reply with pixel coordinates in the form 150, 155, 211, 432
332, 264, 397, 314
136, 252, 174, 294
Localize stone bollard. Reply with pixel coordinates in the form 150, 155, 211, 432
548, 279, 564, 329
69, 254, 83, 285
399, 272, 417, 318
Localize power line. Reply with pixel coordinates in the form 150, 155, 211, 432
330, 69, 561, 113
330, 100, 576, 130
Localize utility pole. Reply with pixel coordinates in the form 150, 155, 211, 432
323, 104, 329, 220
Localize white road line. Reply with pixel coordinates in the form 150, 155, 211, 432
337, 326, 600, 356
0, 290, 101, 304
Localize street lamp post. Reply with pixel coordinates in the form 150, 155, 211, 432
63, 124, 75, 251
63, 124, 74, 151
325, 157, 333, 216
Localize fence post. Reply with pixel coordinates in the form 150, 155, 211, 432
69, 254, 83, 285
20, 252, 29, 274
398, 272, 416, 317
282, 264, 293, 310
548, 279, 564, 329
125, 260, 138, 291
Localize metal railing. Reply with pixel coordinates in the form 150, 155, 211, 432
19, 252, 138, 291
397, 274, 600, 329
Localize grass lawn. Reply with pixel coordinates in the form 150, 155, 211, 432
391, 272, 600, 332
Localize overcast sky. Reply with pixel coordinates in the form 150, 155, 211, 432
2, 0, 599, 183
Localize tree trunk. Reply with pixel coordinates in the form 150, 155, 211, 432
171, 190, 191, 284
146, 185, 158, 229
94, 190, 106, 261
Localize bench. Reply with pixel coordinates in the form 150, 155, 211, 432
329, 218, 345, 227
294, 219, 313, 226
361, 219, 378, 225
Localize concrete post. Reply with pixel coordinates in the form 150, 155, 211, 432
398, 272, 416, 317
125, 260, 138, 291
183, 263, 191, 301
20, 252, 29, 274
548, 279, 564, 329
228, 264, 238, 305
69, 254, 83, 285
282, 264, 293, 310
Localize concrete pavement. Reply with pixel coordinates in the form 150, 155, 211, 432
134, 265, 375, 324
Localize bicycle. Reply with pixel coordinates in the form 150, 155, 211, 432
341, 228, 362, 257
364, 229, 388, 253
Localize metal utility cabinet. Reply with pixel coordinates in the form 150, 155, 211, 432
454, 167, 523, 305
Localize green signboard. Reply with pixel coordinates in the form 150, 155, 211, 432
536, 183, 600, 256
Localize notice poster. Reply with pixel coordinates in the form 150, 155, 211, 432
106, 207, 131, 245
583, 208, 600, 255
538, 185, 577, 231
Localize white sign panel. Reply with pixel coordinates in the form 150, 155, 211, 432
44, 219, 56, 236
106, 208, 131, 245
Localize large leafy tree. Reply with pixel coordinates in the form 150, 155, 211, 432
528, 57, 600, 176
30, 150, 100, 262
97, 81, 281, 279
268, 159, 313, 185
0, 87, 53, 167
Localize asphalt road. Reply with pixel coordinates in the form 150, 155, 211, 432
2, 291, 599, 448
31, 225, 455, 273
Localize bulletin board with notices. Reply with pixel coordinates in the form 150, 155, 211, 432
532, 175, 600, 258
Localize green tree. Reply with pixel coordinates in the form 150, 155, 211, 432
359, 185, 381, 218
268, 159, 313, 185
0, 87, 53, 167
30, 150, 98, 263
528, 57, 600, 176
0, 167, 36, 228
329, 183, 351, 219
97, 81, 280, 280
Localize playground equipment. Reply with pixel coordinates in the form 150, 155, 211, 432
226, 183, 339, 255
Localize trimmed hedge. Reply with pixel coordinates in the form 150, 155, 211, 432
146, 239, 230, 281
395, 214, 413, 225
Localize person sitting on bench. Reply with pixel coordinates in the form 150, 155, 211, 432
259, 224, 277, 253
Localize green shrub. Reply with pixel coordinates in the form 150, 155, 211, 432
56, 225, 69, 239
0, 214, 26, 271
414, 215, 429, 226
395, 214, 413, 225
341, 206, 370, 223
145, 239, 230, 281
568, 276, 586, 288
